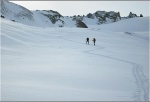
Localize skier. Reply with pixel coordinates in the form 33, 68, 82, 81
92, 38, 96, 45
86, 37, 89, 45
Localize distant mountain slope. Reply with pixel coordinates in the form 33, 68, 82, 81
89, 17, 149, 32
1, 0, 143, 28
1, 1, 34, 24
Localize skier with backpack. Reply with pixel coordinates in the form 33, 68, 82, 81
86, 37, 89, 45
92, 38, 96, 45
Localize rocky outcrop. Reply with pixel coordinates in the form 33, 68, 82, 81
40, 10, 64, 24
128, 12, 137, 18
76, 20, 88, 28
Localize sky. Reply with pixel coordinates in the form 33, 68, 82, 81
10, 1, 149, 17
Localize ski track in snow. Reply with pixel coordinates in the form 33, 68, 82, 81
58, 29, 149, 101
86, 49, 149, 101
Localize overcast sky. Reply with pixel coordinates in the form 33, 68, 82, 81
10, 1, 149, 17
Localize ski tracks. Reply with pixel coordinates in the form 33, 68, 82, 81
86, 45, 149, 101
133, 65, 149, 101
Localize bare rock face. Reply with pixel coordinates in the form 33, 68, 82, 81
128, 12, 137, 18
76, 20, 88, 28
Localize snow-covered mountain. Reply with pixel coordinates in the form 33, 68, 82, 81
1, 0, 149, 101
1, 0, 141, 28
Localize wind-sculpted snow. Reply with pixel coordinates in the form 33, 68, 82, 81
1, 17, 149, 101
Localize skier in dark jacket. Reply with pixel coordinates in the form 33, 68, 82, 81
86, 37, 89, 44
92, 38, 96, 45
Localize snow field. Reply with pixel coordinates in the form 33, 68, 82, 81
1, 18, 149, 101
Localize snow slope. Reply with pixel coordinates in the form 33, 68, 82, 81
1, 16, 149, 101
89, 17, 149, 32
1, 1, 63, 27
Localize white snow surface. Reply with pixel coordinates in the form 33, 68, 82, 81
1, 16, 149, 101
89, 17, 149, 32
